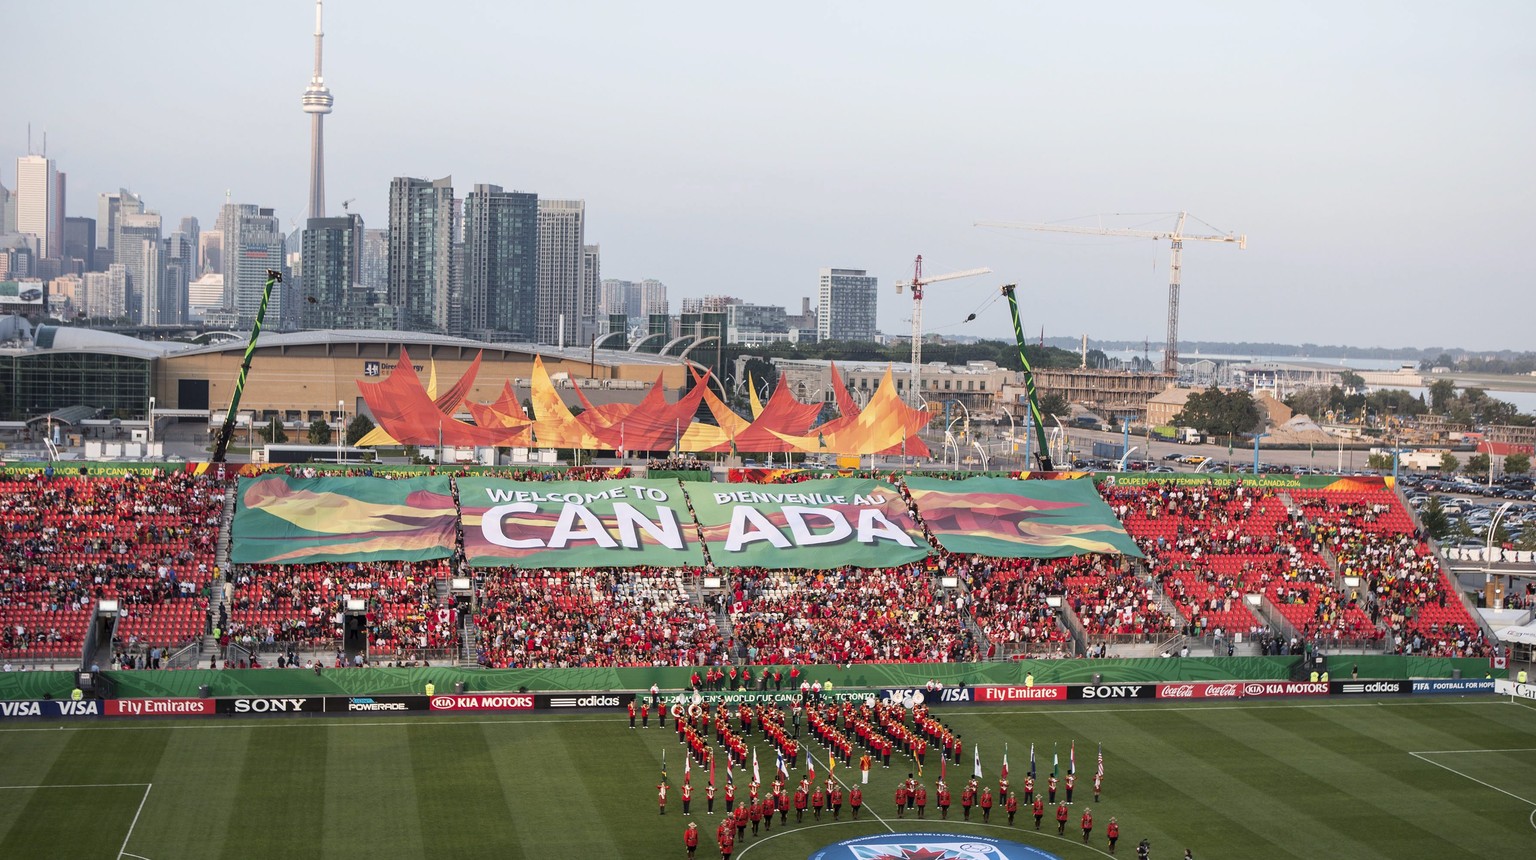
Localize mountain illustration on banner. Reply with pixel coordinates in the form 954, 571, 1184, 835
352, 349, 930, 456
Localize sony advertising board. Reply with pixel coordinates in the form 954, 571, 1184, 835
1067, 684, 1150, 700
216, 697, 325, 715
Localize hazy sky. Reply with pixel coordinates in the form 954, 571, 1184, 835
6, 1, 1532, 351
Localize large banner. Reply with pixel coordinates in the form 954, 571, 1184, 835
685, 478, 929, 569
458, 478, 705, 568
232, 475, 457, 565
905, 476, 1143, 559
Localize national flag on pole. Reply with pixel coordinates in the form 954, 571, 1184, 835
1069, 742, 1076, 776
973, 744, 983, 780
752, 748, 761, 785
727, 766, 733, 787
940, 753, 946, 782
1029, 743, 1037, 778
776, 750, 788, 782
685, 755, 692, 785
1052, 743, 1059, 778
1096, 743, 1105, 780
662, 748, 669, 786
807, 752, 816, 786
829, 754, 838, 776
709, 751, 716, 787
1001, 745, 1009, 781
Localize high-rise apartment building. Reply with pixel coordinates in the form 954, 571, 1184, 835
117, 212, 162, 324
15, 155, 64, 259
535, 199, 585, 346
222, 203, 285, 327
0, 180, 14, 235
82, 265, 129, 320
177, 217, 200, 277
387, 176, 456, 333
462, 184, 539, 341
639, 279, 669, 317
817, 267, 878, 342
300, 214, 365, 330
582, 245, 601, 341
162, 231, 195, 324
63, 217, 95, 272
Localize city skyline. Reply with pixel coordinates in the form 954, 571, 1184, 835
2, 1, 1533, 350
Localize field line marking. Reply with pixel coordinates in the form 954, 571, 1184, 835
116, 782, 153, 860
803, 746, 895, 834
1408, 752, 1536, 808
1406, 747, 1536, 755
122, 854, 153, 860
0, 783, 151, 789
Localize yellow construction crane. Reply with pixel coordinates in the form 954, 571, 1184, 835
975, 212, 1246, 375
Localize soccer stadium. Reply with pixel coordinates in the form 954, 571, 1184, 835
1, 445, 1533, 859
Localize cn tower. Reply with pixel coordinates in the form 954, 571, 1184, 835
301, 0, 334, 220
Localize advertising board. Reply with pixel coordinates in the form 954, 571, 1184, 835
428, 693, 535, 711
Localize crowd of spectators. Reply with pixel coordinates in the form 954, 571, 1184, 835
648, 458, 709, 472
727, 565, 979, 664
0, 471, 225, 659
473, 567, 722, 668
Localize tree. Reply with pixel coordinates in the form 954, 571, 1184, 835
1428, 378, 1457, 413
255, 417, 288, 444
1420, 496, 1451, 541
1439, 452, 1460, 473
1173, 387, 1263, 437
1339, 370, 1365, 391
1467, 452, 1490, 477
1366, 453, 1392, 471
307, 418, 333, 446
1504, 452, 1530, 475
1038, 391, 1070, 417
345, 414, 376, 446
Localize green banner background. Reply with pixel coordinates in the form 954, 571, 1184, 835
459, 478, 704, 568
907, 476, 1144, 559
232, 474, 457, 565
685, 478, 929, 570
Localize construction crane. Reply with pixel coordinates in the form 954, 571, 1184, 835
894, 255, 991, 405
211, 270, 283, 463
975, 212, 1245, 375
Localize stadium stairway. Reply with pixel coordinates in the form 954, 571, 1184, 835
203, 483, 238, 657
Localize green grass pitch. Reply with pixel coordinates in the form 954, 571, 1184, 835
1, 696, 1533, 859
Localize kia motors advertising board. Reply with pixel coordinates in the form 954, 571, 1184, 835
0, 699, 102, 719
1067, 684, 1150, 700
106, 698, 216, 716
1328, 680, 1409, 695
975, 685, 1068, 703
429, 693, 535, 711
216, 697, 325, 714
1236, 681, 1329, 698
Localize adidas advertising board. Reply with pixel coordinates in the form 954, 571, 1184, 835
538, 693, 625, 710
1328, 680, 1409, 695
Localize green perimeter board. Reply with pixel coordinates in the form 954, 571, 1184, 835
906, 475, 1144, 559
684, 478, 929, 569
458, 478, 705, 568
231, 474, 457, 565
0, 656, 1484, 701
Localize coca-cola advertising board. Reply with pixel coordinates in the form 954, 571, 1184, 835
1155, 682, 1245, 699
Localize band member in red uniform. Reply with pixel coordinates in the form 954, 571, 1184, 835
1005, 791, 1019, 825
793, 786, 808, 823
682, 783, 693, 815
895, 783, 908, 818
733, 804, 748, 841
1065, 772, 1076, 804
936, 781, 951, 819
658, 781, 668, 815
1093, 772, 1103, 803
641, 702, 649, 728
685, 822, 700, 859
1023, 774, 1034, 804
749, 797, 763, 836
1047, 775, 1058, 803
979, 786, 994, 823
849, 786, 863, 819
1106, 817, 1120, 853
717, 821, 735, 859
724, 781, 736, 813
1055, 801, 1069, 835
960, 781, 975, 821
829, 784, 843, 820
811, 784, 826, 821
1032, 796, 1045, 830
777, 788, 789, 825
628, 700, 637, 728
706, 783, 716, 815
914, 783, 928, 819
1081, 808, 1094, 843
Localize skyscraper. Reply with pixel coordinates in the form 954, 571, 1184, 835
462, 184, 538, 341
817, 267, 878, 342
15, 155, 64, 260
360, 228, 387, 293
62, 217, 95, 272
639, 279, 669, 317
387, 176, 456, 333
222, 203, 285, 327
301, 0, 334, 220
535, 199, 585, 346
97, 189, 144, 262
117, 212, 162, 324
177, 216, 201, 277
300, 214, 364, 330
83, 265, 129, 320
0, 180, 14, 235
582, 244, 601, 341
163, 231, 196, 324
